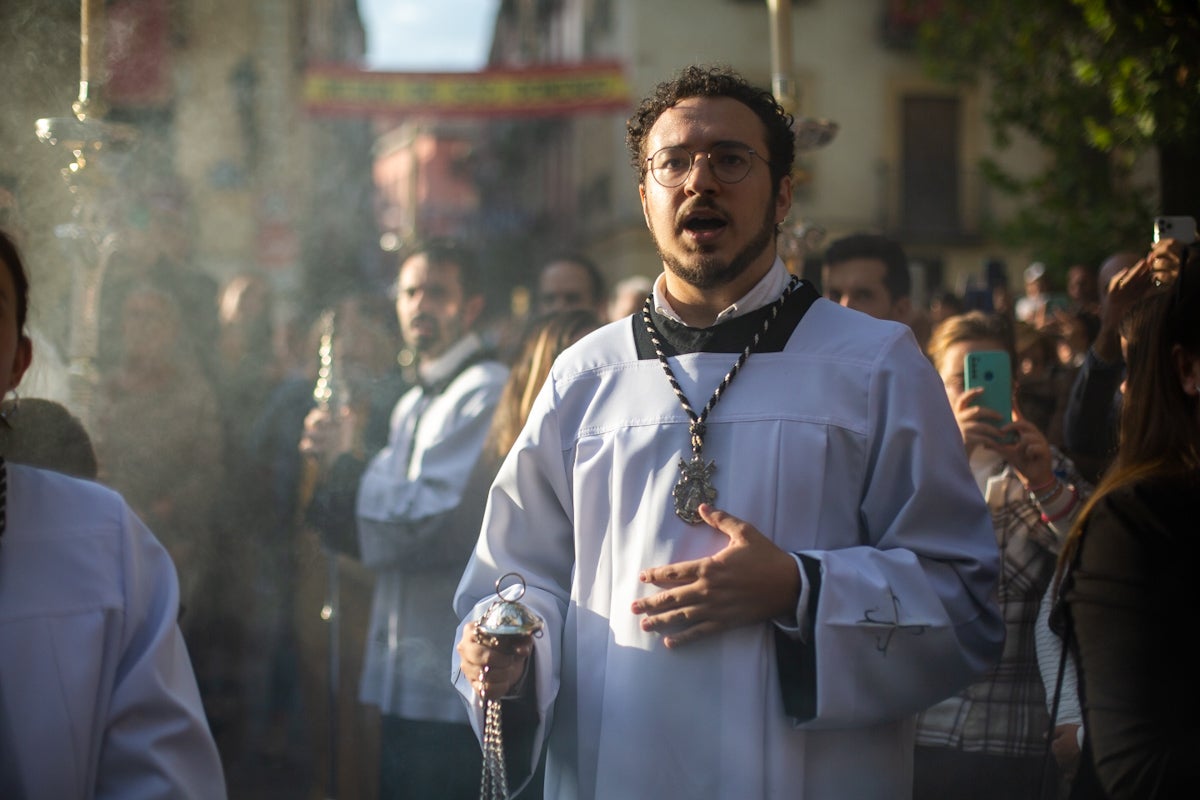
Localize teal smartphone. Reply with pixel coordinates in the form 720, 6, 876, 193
964, 350, 1013, 434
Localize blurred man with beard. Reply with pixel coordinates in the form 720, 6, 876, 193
302, 239, 507, 798
452, 66, 1001, 799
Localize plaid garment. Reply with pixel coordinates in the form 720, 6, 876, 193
915, 448, 1089, 757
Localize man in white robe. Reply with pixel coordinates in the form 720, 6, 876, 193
304, 240, 507, 798
0, 463, 226, 799
453, 66, 1002, 800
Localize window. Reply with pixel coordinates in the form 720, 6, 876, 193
901, 95, 960, 239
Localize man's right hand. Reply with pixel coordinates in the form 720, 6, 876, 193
457, 621, 533, 701
298, 405, 358, 469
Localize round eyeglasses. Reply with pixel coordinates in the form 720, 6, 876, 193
644, 143, 769, 188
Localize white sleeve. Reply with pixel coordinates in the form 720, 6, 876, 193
452, 381, 573, 780
358, 369, 505, 569
95, 503, 227, 800
1036, 578, 1082, 726
792, 331, 1004, 727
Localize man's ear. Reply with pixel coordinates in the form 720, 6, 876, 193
639, 183, 651, 229
773, 174, 793, 226
892, 296, 913, 325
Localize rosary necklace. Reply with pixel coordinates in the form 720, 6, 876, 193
642, 275, 800, 524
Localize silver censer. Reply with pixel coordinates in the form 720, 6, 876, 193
473, 573, 544, 800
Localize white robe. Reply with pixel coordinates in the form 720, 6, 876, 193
0, 464, 225, 800
357, 342, 508, 721
453, 293, 1003, 799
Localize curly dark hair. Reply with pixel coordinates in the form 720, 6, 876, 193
626, 65, 795, 194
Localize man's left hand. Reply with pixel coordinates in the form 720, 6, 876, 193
631, 504, 801, 649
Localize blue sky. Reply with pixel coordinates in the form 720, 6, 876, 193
360, 0, 502, 72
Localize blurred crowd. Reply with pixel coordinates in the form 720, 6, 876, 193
4, 219, 1178, 798
1, 70, 1196, 799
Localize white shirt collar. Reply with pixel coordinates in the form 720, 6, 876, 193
652, 257, 792, 327
417, 330, 485, 387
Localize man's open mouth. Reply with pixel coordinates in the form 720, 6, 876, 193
681, 212, 727, 235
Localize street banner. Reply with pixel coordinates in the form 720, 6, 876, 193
304, 62, 630, 117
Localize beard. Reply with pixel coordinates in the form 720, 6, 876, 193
407, 321, 441, 355
405, 314, 461, 361
651, 197, 777, 291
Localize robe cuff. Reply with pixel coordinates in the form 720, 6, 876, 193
774, 555, 822, 722
772, 552, 813, 643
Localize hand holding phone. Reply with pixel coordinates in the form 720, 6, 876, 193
1153, 215, 1197, 245
963, 350, 1013, 435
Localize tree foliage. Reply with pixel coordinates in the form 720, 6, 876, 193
916, 0, 1200, 272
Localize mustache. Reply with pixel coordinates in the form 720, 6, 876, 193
675, 198, 729, 229
407, 314, 441, 334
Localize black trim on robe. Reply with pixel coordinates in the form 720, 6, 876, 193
632, 279, 820, 358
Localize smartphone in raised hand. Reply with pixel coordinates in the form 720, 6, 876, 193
1153, 215, 1197, 245
964, 350, 1013, 438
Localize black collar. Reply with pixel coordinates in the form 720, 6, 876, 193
632, 280, 820, 358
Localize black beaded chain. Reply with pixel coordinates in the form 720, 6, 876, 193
641, 275, 801, 460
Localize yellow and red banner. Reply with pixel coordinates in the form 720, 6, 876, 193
304, 61, 630, 118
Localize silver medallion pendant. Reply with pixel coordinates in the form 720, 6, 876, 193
673, 455, 717, 524
645, 276, 799, 528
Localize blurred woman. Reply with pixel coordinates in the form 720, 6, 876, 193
452, 309, 602, 539
1058, 242, 1200, 798
483, 309, 603, 465
93, 282, 225, 610
0, 229, 225, 797
914, 311, 1090, 799
91, 281, 234, 737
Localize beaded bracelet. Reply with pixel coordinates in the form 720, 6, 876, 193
1027, 479, 1063, 505
1040, 485, 1080, 524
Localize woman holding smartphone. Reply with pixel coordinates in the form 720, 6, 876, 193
1057, 242, 1200, 798
913, 311, 1091, 799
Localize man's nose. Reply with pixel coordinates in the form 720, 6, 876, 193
683, 153, 720, 194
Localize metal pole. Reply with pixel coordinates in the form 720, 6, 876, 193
767, 0, 797, 115
36, 0, 137, 427
76, 0, 105, 119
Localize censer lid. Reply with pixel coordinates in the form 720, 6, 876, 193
476, 572, 544, 638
